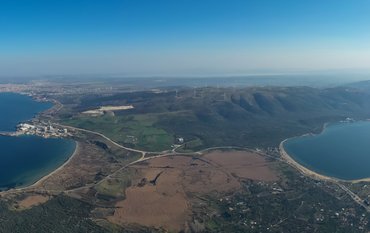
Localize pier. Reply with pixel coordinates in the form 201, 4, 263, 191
0, 131, 19, 136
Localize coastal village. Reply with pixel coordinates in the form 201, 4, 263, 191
16, 122, 71, 138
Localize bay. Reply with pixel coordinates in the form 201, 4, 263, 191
283, 121, 370, 180
0, 93, 75, 190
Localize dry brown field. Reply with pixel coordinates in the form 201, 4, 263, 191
17, 194, 50, 209
108, 150, 278, 231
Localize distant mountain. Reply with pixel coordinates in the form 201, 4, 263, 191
344, 80, 370, 91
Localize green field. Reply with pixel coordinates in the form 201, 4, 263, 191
62, 114, 174, 152
60, 86, 370, 151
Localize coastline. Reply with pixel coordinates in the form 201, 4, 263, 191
0, 92, 53, 134
280, 138, 370, 184
279, 139, 339, 182
0, 141, 79, 194
29, 141, 79, 188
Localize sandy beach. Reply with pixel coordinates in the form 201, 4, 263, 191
279, 140, 337, 181
30, 141, 80, 188
280, 139, 370, 184
0, 141, 80, 194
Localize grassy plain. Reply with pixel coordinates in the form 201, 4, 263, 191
62, 114, 173, 151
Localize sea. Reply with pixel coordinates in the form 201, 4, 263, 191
0, 93, 75, 190
283, 121, 370, 180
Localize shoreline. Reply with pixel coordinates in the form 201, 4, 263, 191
0, 141, 79, 194
30, 141, 79, 188
0, 91, 54, 135
280, 138, 370, 184
0, 91, 76, 194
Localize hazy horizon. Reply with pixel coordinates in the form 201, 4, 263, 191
1, 0, 370, 77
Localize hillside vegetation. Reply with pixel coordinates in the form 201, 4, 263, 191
59, 86, 370, 151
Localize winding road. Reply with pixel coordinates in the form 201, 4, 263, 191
4, 120, 368, 213
57, 122, 370, 213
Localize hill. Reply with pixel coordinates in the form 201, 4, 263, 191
59, 85, 370, 151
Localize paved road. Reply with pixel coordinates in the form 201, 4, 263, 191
8, 121, 370, 213
54, 123, 151, 155
337, 183, 370, 212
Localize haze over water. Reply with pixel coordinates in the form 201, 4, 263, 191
0, 93, 75, 190
284, 121, 370, 180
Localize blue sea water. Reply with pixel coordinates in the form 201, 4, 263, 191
283, 121, 370, 180
0, 93, 52, 132
0, 93, 75, 190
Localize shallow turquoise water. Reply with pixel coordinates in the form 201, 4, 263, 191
283, 121, 370, 180
0, 93, 75, 190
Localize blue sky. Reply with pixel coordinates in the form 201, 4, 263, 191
1, 0, 370, 76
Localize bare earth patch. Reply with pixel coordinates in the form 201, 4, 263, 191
108, 151, 278, 231
37, 142, 122, 191
82, 105, 134, 116
204, 150, 278, 181
17, 194, 49, 209
108, 163, 190, 231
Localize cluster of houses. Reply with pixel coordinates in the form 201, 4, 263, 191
17, 123, 70, 138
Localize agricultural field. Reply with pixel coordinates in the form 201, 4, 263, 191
62, 114, 174, 152
66, 149, 370, 232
